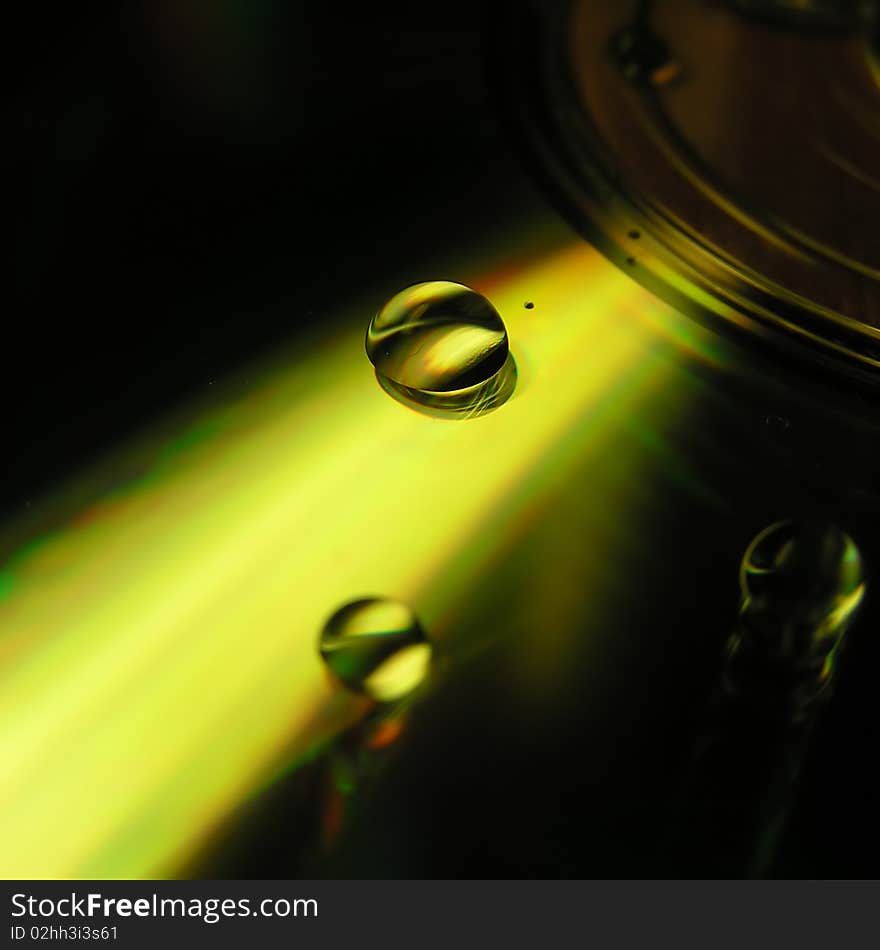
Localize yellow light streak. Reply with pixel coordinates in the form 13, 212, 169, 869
0, 241, 678, 878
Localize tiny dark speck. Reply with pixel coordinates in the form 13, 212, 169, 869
524, 301, 535, 310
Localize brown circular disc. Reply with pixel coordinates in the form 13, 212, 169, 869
502, 0, 880, 385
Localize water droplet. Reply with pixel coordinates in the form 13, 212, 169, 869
739, 520, 865, 661
726, 519, 866, 715
366, 281, 516, 417
319, 597, 431, 702
609, 25, 681, 87
764, 414, 791, 438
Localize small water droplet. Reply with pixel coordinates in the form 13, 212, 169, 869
764, 414, 791, 438
609, 25, 681, 87
319, 597, 431, 703
366, 281, 516, 417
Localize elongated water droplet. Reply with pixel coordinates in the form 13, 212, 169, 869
319, 598, 431, 702
730, 520, 866, 710
740, 521, 864, 633
366, 281, 516, 417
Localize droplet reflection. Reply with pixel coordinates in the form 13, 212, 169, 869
731, 520, 866, 710
366, 281, 516, 418
319, 597, 431, 702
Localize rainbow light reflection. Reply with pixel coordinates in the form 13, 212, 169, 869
0, 241, 685, 878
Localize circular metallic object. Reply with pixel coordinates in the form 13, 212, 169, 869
497, 0, 880, 387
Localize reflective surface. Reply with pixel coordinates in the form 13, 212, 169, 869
4, 1, 880, 881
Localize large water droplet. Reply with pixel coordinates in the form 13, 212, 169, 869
366, 281, 516, 417
319, 598, 432, 702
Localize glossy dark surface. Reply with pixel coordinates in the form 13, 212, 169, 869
8, 2, 880, 878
